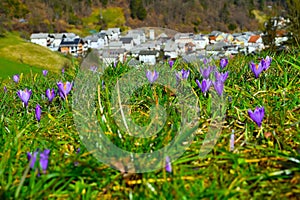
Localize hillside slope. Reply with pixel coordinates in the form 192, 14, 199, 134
0, 0, 287, 35
0, 33, 71, 78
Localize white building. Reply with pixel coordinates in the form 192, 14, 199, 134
193, 34, 209, 50
30, 33, 49, 47
139, 50, 159, 65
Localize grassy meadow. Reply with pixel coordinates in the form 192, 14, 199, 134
0, 48, 299, 199
0, 33, 71, 80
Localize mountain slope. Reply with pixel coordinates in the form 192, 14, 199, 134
0, 0, 287, 36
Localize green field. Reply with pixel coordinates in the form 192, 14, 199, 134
0, 44, 299, 199
0, 57, 42, 80
0, 33, 71, 79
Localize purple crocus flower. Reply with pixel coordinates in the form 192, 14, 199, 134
57, 81, 73, 99
196, 79, 212, 95
27, 149, 50, 175
35, 104, 42, 122
165, 156, 172, 173
176, 69, 190, 81
61, 68, 65, 74
45, 88, 56, 103
146, 70, 159, 84
215, 70, 229, 82
249, 61, 264, 78
3, 86, 7, 92
215, 71, 229, 83
39, 149, 50, 174
17, 88, 32, 107
203, 58, 210, 65
13, 74, 20, 83
213, 81, 224, 96
262, 56, 272, 71
168, 60, 174, 68
220, 58, 228, 69
248, 106, 265, 127
42, 70, 48, 77
200, 66, 215, 79
27, 151, 38, 169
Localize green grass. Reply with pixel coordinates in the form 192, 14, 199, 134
0, 50, 299, 199
0, 57, 42, 80
0, 32, 71, 78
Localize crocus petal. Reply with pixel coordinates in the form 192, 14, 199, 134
181, 69, 190, 79
13, 74, 20, 83
213, 81, 224, 96
220, 58, 228, 69
146, 70, 159, 83
46, 88, 56, 102
177, 69, 190, 80
35, 104, 42, 122
165, 156, 172, 173
17, 88, 32, 107
250, 61, 263, 78
248, 106, 265, 127
263, 56, 272, 71
196, 79, 212, 94
57, 81, 73, 99
215, 71, 229, 83
42, 70, 48, 76
168, 60, 174, 68
40, 149, 50, 173
203, 58, 210, 65
200, 66, 215, 79
27, 151, 38, 169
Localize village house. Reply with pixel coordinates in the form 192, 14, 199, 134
30, 32, 78, 51
185, 42, 196, 54
164, 40, 178, 59
275, 29, 289, 46
105, 28, 121, 41
59, 37, 88, 57
101, 48, 126, 66
84, 34, 108, 49
156, 32, 170, 46
247, 34, 265, 54
30, 33, 49, 47
206, 41, 227, 56
174, 33, 194, 45
107, 41, 123, 49
127, 29, 146, 44
138, 50, 159, 65
193, 34, 209, 50
29, 22, 288, 61
48, 33, 67, 51
119, 37, 134, 51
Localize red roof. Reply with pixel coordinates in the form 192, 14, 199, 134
248, 35, 261, 43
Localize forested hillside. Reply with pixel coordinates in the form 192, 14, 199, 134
0, 0, 290, 36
